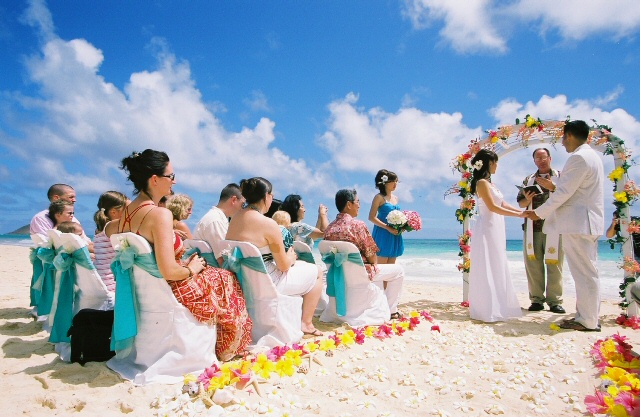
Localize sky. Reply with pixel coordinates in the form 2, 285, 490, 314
1, 0, 639, 239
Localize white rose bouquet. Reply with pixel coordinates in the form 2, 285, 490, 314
386, 210, 422, 234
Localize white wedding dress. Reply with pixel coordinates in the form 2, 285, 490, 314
469, 184, 522, 322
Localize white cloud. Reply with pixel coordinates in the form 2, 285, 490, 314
318, 92, 482, 201
243, 90, 272, 112
2, 5, 330, 203
403, 0, 640, 53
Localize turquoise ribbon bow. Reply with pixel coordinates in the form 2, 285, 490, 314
183, 247, 219, 268
321, 251, 363, 317
49, 246, 95, 343
110, 245, 162, 353
29, 248, 42, 307
223, 246, 267, 305
295, 250, 315, 265
34, 247, 56, 316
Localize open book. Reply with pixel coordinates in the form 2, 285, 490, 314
516, 184, 543, 195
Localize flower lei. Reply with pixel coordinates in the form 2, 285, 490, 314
162, 310, 437, 413
584, 334, 640, 416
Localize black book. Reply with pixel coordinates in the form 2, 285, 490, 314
516, 184, 543, 195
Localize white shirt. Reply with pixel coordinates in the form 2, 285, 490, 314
193, 206, 229, 259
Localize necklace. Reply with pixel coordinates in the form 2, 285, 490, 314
247, 204, 262, 213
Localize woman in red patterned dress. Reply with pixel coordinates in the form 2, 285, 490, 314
106, 149, 252, 361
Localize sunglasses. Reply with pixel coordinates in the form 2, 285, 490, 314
159, 173, 175, 180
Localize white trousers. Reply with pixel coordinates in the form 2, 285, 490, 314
562, 234, 600, 329
372, 264, 404, 314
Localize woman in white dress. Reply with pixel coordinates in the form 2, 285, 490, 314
469, 149, 524, 322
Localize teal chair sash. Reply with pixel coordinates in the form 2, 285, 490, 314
321, 252, 363, 317
34, 247, 56, 316
29, 248, 42, 307
110, 244, 162, 354
295, 251, 315, 265
223, 246, 267, 305
49, 246, 95, 343
183, 247, 219, 268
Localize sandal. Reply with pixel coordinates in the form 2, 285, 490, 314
558, 320, 601, 332
390, 312, 403, 320
302, 329, 323, 338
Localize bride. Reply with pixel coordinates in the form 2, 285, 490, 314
468, 149, 524, 322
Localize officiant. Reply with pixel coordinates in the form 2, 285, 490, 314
517, 148, 565, 314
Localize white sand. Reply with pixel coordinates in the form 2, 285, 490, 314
1, 244, 639, 416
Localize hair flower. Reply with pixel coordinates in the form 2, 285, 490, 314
380, 175, 389, 184
473, 160, 483, 170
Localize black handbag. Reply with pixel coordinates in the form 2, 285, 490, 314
67, 309, 115, 365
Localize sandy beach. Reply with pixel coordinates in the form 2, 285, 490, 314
2, 244, 639, 417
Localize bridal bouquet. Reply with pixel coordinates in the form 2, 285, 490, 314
386, 210, 422, 233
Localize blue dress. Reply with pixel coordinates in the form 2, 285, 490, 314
372, 202, 404, 258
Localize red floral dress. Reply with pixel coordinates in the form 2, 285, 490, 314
169, 234, 252, 361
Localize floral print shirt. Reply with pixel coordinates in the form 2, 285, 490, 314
323, 213, 380, 280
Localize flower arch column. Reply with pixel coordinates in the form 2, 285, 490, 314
448, 118, 638, 317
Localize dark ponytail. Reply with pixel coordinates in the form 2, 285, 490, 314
469, 149, 498, 195
120, 149, 169, 196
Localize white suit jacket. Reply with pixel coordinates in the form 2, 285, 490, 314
534, 143, 604, 236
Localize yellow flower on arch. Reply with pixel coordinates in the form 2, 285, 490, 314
614, 191, 629, 203
609, 167, 625, 182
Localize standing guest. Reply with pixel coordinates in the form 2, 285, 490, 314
226, 177, 324, 337
105, 149, 252, 360
193, 183, 245, 263
527, 120, 605, 332
93, 191, 129, 293
166, 193, 194, 239
468, 149, 524, 323
517, 148, 565, 314
280, 194, 329, 247
324, 189, 405, 320
368, 169, 403, 264
30, 184, 88, 240
606, 212, 640, 261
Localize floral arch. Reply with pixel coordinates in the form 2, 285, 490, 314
446, 116, 639, 317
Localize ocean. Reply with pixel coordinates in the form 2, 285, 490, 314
1, 235, 626, 302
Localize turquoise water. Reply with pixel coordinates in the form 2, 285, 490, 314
2, 235, 627, 300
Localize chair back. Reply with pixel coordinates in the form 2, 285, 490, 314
318, 240, 389, 327
220, 240, 303, 347
183, 239, 219, 267
293, 241, 316, 264
30, 233, 54, 323
106, 232, 217, 385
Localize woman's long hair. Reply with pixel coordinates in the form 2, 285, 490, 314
374, 169, 398, 196
280, 194, 302, 222
469, 149, 498, 195
94, 191, 128, 233
239, 177, 272, 205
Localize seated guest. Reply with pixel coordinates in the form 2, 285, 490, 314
324, 189, 405, 320
93, 191, 129, 293
56, 221, 84, 236
272, 210, 294, 251
166, 193, 194, 239
31, 184, 89, 241
280, 194, 329, 247
226, 177, 324, 337
105, 149, 252, 361
194, 183, 245, 264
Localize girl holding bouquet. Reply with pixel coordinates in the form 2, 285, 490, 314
368, 169, 404, 264
468, 149, 524, 322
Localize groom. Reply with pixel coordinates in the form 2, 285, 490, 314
525, 120, 604, 332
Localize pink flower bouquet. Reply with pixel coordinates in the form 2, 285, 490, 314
386, 210, 422, 234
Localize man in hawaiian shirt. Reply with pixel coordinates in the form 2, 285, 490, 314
324, 189, 405, 319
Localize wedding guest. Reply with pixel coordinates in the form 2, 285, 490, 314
272, 210, 294, 251
323, 188, 405, 320
368, 169, 403, 264
527, 120, 605, 332
56, 221, 84, 236
517, 148, 565, 314
193, 183, 245, 264
93, 191, 129, 293
468, 149, 524, 323
280, 194, 329, 247
166, 193, 194, 239
226, 177, 324, 337
105, 149, 252, 360
30, 184, 88, 241
49, 200, 75, 228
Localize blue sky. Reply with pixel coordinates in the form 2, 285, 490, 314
1, 0, 639, 238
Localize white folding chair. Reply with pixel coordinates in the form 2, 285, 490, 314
183, 239, 219, 267
318, 240, 390, 327
107, 233, 218, 385
220, 240, 303, 347
46, 229, 114, 361
293, 241, 328, 317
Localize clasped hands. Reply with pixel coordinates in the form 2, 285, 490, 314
521, 210, 540, 220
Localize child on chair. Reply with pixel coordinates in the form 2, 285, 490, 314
272, 210, 294, 251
